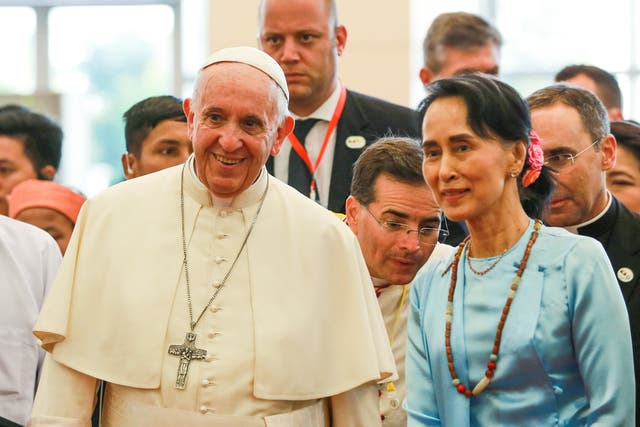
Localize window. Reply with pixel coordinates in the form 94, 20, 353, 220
0, 1, 207, 196
410, 0, 640, 120
0, 7, 36, 94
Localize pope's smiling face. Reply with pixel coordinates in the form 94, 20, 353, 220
185, 62, 292, 198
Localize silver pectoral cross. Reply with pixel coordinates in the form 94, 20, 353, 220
168, 332, 207, 389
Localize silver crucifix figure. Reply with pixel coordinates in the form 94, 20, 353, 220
168, 331, 207, 389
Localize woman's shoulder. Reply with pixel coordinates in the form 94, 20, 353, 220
536, 223, 604, 253
531, 223, 610, 273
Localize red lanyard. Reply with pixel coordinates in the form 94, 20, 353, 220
288, 82, 347, 197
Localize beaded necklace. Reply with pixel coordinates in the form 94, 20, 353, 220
444, 219, 541, 397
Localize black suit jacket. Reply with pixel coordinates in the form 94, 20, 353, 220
578, 196, 640, 419
268, 89, 419, 213
0, 416, 22, 427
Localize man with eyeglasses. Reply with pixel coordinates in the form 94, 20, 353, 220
528, 83, 640, 421
345, 137, 454, 426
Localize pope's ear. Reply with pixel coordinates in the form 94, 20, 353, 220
183, 98, 196, 139
271, 116, 294, 156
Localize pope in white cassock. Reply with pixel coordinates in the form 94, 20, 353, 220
28, 47, 396, 427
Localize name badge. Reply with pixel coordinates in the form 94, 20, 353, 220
617, 267, 634, 283
345, 135, 366, 149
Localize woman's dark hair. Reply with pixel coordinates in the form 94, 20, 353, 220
417, 73, 555, 218
610, 120, 640, 165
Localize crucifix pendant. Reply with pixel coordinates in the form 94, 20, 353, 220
168, 332, 207, 389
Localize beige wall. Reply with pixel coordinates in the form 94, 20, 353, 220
208, 0, 412, 107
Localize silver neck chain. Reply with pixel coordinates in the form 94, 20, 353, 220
465, 241, 507, 276
180, 164, 269, 331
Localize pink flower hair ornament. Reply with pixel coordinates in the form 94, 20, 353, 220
522, 130, 544, 187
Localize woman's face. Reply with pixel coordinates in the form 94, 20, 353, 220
607, 145, 640, 213
421, 96, 521, 223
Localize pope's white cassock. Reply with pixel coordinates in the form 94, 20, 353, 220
29, 155, 396, 426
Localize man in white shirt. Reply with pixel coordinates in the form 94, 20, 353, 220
0, 216, 61, 426
345, 137, 454, 426
29, 46, 395, 427
258, 0, 419, 213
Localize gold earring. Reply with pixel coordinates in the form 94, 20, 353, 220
510, 171, 518, 178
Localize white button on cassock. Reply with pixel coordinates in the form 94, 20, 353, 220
209, 305, 222, 313
216, 231, 227, 240
214, 256, 226, 264
201, 378, 211, 387
200, 405, 208, 414
207, 330, 218, 339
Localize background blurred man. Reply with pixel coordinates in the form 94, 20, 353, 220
121, 95, 192, 179
419, 11, 502, 85
555, 64, 624, 121
0, 105, 62, 215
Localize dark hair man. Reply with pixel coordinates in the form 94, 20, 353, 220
346, 137, 453, 425
121, 95, 192, 179
0, 106, 62, 205
258, 0, 419, 213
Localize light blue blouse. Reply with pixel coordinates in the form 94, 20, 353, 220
405, 220, 635, 426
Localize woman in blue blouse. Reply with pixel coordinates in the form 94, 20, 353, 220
405, 74, 634, 426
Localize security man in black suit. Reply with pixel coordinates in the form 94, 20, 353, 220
258, 0, 418, 214
528, 83, 640, 424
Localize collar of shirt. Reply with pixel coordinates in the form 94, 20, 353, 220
371, 276, 389, 287
565, 191, 612, 234
186, 153, 267, 209
274, 85, 342, 208
293, 84, 341, 121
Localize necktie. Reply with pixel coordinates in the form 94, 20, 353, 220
288, 118, 320, 197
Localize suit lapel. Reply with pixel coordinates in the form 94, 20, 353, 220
608, 199, 640, 301
329, 91, 369, 212
266, 155, 274, 175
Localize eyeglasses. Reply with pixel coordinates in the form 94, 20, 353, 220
362, 205, 449, 246
544, 137, 601, 171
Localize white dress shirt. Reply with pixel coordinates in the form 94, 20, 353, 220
274, 86, 341, 208
0, 216, 60, 425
